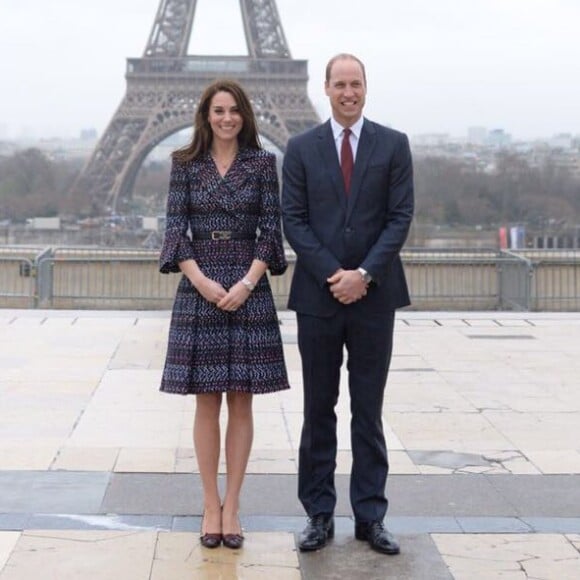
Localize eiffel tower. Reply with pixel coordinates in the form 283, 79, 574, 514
72, 0, 320, 214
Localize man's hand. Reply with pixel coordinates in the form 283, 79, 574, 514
327, 269, 368, 304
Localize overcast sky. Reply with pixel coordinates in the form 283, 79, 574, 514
1, 0, 578, 142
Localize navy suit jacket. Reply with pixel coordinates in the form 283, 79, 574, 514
282, 118, 414, 317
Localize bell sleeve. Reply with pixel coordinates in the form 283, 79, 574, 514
159, 158, 196, 274
254, 153, 288, 276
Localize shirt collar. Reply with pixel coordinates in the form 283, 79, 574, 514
330, 116, 364, 141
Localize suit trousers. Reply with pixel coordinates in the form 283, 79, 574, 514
296, 304, 395, 523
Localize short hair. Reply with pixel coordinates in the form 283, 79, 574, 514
325, 53, 367, 85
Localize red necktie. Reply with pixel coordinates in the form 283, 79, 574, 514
341, 128, 353, 195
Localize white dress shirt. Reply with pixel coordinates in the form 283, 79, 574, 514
330, 116, 364, 164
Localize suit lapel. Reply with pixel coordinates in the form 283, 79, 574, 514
316, 121, 348, 211
347, 119, 376, 219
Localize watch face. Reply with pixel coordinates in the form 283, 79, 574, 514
358, 268, 371, 283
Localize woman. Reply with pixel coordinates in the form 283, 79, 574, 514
159, 79, 289, 549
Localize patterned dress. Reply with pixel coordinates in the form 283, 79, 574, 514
159, 148, 290, 395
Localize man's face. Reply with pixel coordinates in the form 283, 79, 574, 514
325, 58, 367, 127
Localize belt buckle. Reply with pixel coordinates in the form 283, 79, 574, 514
211, 230, 231, 240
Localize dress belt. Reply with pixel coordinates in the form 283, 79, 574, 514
191, 230, 255, 241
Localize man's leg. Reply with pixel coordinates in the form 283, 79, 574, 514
297, 311, 344, 517
345, 308, 395, 523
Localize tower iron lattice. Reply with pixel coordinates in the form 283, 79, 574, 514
72, 0, 320, 213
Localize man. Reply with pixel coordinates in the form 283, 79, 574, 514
281, 53, 414, 555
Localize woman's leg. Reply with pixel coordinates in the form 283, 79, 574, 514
194, 392, 223, 533
222, 391, 253, 534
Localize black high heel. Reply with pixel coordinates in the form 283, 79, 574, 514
200, 511, 222, 549
222, 514, 244, 549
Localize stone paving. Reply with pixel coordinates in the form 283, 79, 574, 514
1, 309, 580, 578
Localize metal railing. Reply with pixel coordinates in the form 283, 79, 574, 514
403, 249, 506, 311
517, 250, 580, 311
1, 246, 579, 311
0, 246, 51, 308
36, 247, 178, 310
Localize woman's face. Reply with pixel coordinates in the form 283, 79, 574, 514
207, 91, 243, 144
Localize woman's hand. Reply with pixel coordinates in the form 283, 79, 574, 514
216, 280, 252, 312
191, 274, 228, 305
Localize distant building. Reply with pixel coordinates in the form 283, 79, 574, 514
549, 133, 573, 150
486, 129, 511, 148
412, 133, 450, 147
467, 126, 487, 145
80, 128, 98, 141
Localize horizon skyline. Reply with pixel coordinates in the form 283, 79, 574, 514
1, 123, 577, 145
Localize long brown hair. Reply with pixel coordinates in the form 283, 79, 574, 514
173, 79, 261, 162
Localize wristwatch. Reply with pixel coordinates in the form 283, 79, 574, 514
357, 267, 373, 284
241, 277, 256, 292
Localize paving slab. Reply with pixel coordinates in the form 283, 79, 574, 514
150, 531, 301, 580
0, 530, 157, 580
488, 474, 580, 516
0, 533, 20, 573
101, 473, 198, 516
298, 533, 453, 580
0, 472, 110, 514
432, 533, 580, 580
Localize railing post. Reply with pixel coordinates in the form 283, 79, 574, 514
35, 248, 54, 309
498, 250, 532, 311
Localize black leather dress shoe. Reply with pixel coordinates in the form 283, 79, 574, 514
298, 514, 335, 551
355, 521, 400, 555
